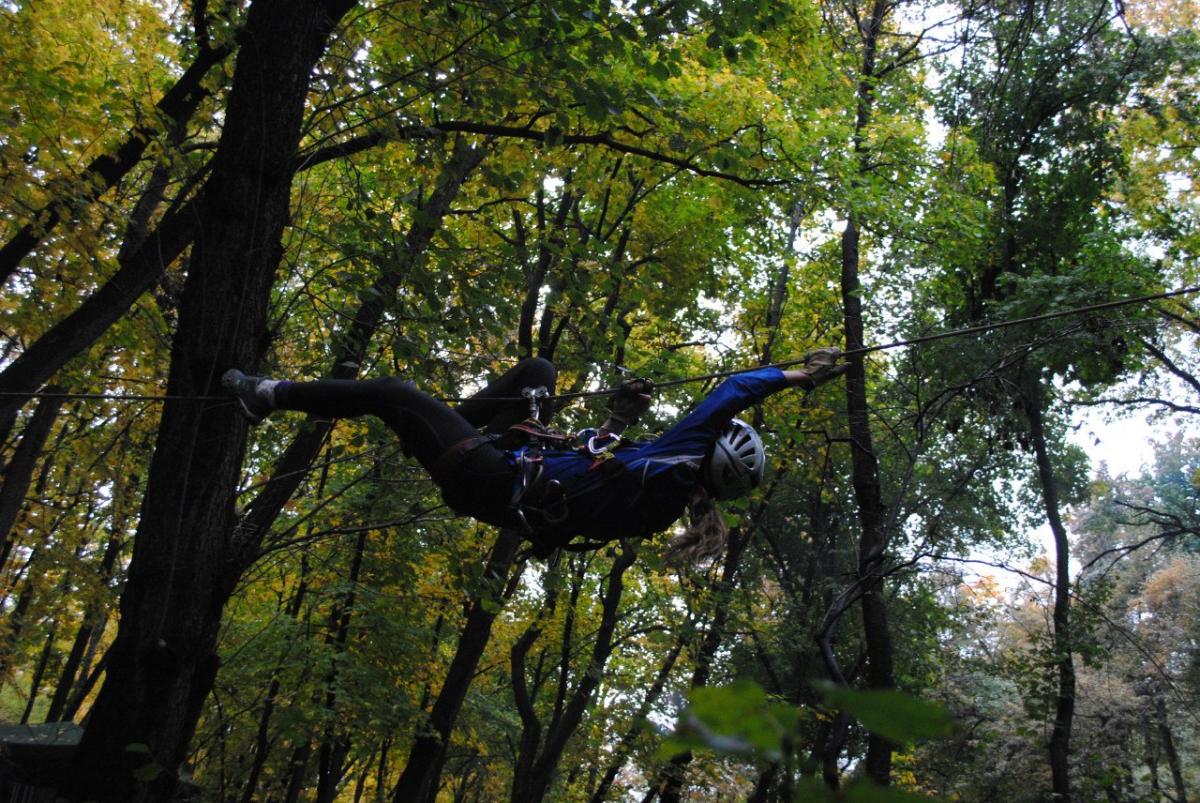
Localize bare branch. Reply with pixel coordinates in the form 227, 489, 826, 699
1069, 396, 1200, 416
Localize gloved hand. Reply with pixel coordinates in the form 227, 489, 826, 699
606, 377, 655, 427
793, 347, 848, 390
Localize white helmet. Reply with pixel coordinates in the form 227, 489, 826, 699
706, 419, 766, 500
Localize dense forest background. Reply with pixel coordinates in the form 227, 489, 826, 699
0, 0, 1197, 800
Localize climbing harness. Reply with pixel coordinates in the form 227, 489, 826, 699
502, 384, 637, 553
507, 385, 570, 544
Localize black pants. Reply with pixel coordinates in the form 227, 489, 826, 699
275, 358, 557, 522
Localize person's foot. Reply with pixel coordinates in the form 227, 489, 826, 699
222, 369, 278, 424
793, 347, 848, 390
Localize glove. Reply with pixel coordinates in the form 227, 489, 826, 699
606, 377, 655, 426
795, 347, 848, 390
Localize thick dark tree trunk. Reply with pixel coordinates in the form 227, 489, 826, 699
1023, 374, 1074, 802
836, 0, 896, 784
63, 2, 358, 799
283, 741, 315, 803
391, 527, 524, 803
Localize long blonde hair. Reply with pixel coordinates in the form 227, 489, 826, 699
666, 486, 729, 564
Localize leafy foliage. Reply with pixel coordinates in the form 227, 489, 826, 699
0, 0, 1196, 799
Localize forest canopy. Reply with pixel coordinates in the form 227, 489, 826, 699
0, 0, 1197, 800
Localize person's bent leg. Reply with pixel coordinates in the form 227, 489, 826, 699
276, 377, 479, 470
456, 357, 557, 433
225, 371, 522, 527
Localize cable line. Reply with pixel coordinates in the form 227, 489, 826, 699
1, 284, 1196, 406
0, 391, 229, 403
549, 283, 1200, 401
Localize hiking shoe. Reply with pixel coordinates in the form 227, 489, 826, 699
222, 369, 278, 424
795, 347, 848, 390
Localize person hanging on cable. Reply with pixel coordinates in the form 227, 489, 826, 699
222, 349, 847, 559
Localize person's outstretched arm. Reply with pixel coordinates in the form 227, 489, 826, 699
634, 348, 847, 461
781, 347, 846, 390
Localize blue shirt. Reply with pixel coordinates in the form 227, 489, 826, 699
515, 367, 790, 545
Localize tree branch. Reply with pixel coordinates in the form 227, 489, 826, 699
297, 121, 786, 188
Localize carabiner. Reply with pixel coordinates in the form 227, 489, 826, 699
586, 432, 621, 456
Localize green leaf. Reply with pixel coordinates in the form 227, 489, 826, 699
793, 778, 838, 802
659, 680, 805, 762
642, 15, 667, 37
845, 780, 941, 802
814, 681, 953, 744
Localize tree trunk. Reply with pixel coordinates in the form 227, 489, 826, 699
63, 2, 358, 799
514, 543, 638, 803
45, 530, 122, 722
227, 136, 484, 572
61, 639, 108, 723
20, 628, 56, 724
283, 740, 315, 803
836, 0, 896, 784
1, 559, 38, 677
509, 569, 559, 803
391, 527, 524, 803
45, 592, 100, 722
842, 211, 896, 786
650, 528, 751, 803
1155, 695, 1187, 803
588, 637, 684, 803
1023, 374, 1074, 802
240, 541, 314, 803
517, 189, 574, 359
315, 528, 369, 803
0, 389, 64, 570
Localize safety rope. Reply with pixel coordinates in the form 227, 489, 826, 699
538, 283, 1200, 402
0, 391, 229, 402
0, 284, 1195, 406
